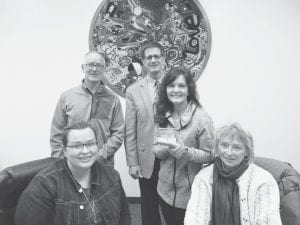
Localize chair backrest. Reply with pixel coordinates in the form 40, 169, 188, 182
0, 157, 57, 225
254, 157, 300, 225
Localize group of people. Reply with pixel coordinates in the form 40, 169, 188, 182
14, 41, 283, 225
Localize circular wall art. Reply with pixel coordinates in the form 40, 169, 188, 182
89, 0, 211, 98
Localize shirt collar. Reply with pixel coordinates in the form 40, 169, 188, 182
146, 75, 162, 87
81, 79, 105, 94
90, 163, 102, 185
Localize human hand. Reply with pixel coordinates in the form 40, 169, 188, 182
156, 139, 178, 148
157, 138, 187, 159
129, 165, 143, 179
170, 145, 187, 159
96, 147, 104, 159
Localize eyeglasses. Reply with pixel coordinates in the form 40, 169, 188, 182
83, 63, 105, 70
66, 142, 98, 152
145, 54, 162, 61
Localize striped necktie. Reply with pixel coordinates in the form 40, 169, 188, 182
153, 80, 159, 113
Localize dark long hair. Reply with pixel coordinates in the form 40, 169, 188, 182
155, 67, 201, 127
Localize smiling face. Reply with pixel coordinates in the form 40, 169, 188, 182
64, 127, 98, 171
82, 52, 106, 85
166, 74, 188, 108
142, 47, 165, 79
218, 134, 247, 169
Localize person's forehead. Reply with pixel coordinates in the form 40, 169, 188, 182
144, 47, 162, 56
67, 128, 96, 143
84, 53, 105, 64
172, 75, 186, 84
220, 133, 243, 144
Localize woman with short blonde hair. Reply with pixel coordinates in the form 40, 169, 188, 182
185, 123, 282, 225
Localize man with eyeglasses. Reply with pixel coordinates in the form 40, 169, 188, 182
50, 51, 124, 166
125, 41, 165, 225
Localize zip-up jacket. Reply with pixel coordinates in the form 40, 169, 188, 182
50, 81, 124, 165
153, 101, 215, 209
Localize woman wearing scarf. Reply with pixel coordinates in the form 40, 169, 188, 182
184, 123, 282, 225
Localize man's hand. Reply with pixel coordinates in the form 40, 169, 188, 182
129, 165, 143, 179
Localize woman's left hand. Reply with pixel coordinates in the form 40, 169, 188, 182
170, 145, 187, 159
157, 140, 187, 159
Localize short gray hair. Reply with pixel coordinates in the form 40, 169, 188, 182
83, 51, 110, 66
214, 123, 254, 163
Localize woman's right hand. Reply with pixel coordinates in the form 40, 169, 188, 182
169, 145, 187, 159
157, 140, 186, 159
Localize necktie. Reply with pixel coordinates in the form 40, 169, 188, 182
153, 81, 159, 114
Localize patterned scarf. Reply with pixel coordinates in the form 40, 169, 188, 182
210, 157, 249, 225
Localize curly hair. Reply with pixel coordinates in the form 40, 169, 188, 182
155, 67, 201, 127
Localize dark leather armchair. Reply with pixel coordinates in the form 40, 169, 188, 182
0, 157, 57, 225
0, 157, 299, 225
254, 157, 300, 225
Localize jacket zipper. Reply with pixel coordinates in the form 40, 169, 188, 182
172, 157, 177, 207
185, 165, 191, 190
172, 119, 183, 207
90, 93, 94, 120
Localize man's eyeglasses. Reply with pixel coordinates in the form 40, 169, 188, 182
145, 54, 162, 61
83, 63, 105, 70
66, 142, 98, 152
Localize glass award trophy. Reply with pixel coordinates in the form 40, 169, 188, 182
156, 127, 177, 144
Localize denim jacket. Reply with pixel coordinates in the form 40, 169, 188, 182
15, 159, 131, 225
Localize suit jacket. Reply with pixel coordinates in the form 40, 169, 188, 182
124, 77, 156, 179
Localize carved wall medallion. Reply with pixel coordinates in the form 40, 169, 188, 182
89, 0, 211, 97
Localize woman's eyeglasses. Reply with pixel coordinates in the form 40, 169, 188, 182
66, 142, 98, 152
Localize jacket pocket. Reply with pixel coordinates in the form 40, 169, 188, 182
54, 200, 74, 225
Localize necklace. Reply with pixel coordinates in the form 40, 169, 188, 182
65, 162, 98, 224
79, 187, 98, 224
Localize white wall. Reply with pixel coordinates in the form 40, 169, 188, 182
0, 0, 299, 197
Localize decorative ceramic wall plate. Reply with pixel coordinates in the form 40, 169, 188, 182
89, 0, 211, 98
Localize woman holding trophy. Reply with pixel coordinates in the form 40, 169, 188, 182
153, 67, 215, 225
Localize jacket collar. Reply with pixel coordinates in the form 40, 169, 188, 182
63, 158, 101, 189
236, 163, 254, 184
81, 79, 105, 95
166, 101, 197, 128
139, 77, 155, 123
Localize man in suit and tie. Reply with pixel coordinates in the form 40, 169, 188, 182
124, 41, 165, 225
